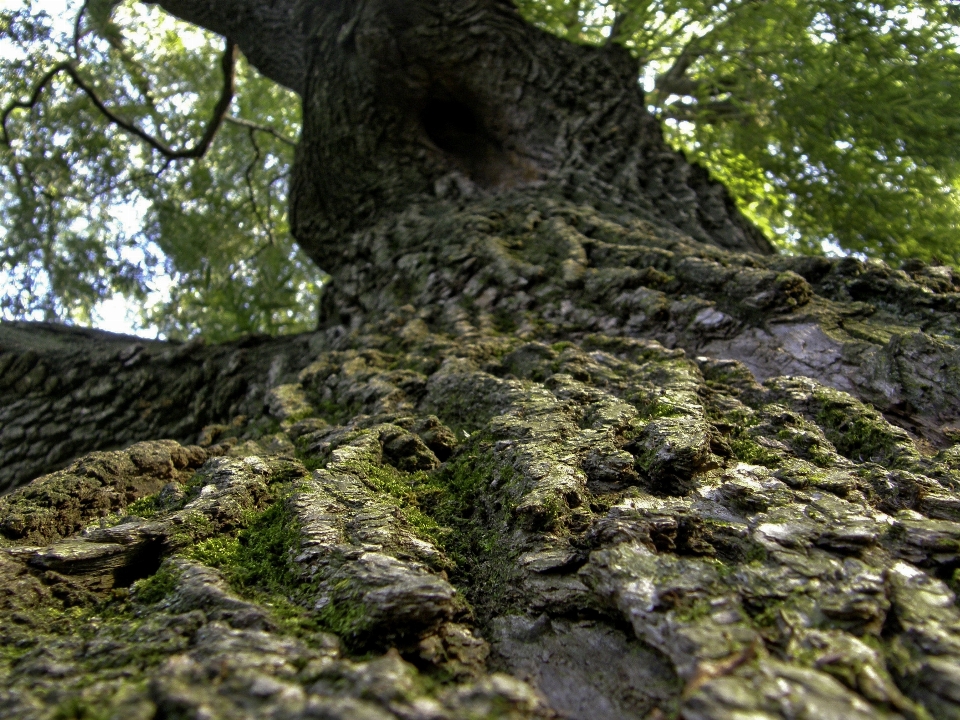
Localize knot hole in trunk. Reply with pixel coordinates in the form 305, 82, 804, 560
420, 95, 520, 189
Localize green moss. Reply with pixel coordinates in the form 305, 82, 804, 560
492, 309, 519, 334
313, 398, 364, 426
191, 500, 301, 593
411, 444, 496, 537
405, 442, 524, 620
948, 569, 960, 606
638, 400, 689, 420
268, 461, 312, 486
402, 505, 450, 545
806, 444, 837, 468
729, 437, 780, 467
0, 589, 167, 694
132, 564, 181, 605
751, 599, 788, 628
334, 459, 451, 547
180, 498, 341, 641
0, 640, 29, 667
361, 462, 422, 500
124, 493, 160, 519
673, 598, 712, 623
188, 536, 241, 567
813, 391, 912, 466
701, 519, 768, 564
168, 511, 215, 546
245, 416, 283, 439
300, 457, 324, 472
96, 493, 163, 528
532, 493, 567, 531
52, 699, 109, 720
178, 471, 208, 506
316, 598, 370, 639
745, 543, 769, 564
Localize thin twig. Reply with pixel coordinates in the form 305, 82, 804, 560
72, 0, 90, 60
243, 127, 276, 245
2, 39, 238, 160
224, 115, 296, 146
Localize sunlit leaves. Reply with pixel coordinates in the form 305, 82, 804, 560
518, 0, 960, 262
0, 0, 317, 340
86, 0, 125, 49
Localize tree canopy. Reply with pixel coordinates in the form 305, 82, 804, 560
1, 0, 958, 340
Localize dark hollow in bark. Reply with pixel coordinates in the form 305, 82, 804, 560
288, 0, 772, 270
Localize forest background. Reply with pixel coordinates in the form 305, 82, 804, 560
1, 0, 958, 341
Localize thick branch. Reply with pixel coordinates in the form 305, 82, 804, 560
654, 38, 702, 100
2, 40, 237, 160
607, 10, 628, 46
145, 0, 307, 95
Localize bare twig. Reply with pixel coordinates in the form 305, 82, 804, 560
72, 0, 90, 60
224, 115, 296, 146
243, 127, 276, 245
2, 39, 238, 160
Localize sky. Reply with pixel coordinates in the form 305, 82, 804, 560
1, 0, 176, 338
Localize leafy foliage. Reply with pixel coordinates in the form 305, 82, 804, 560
0, 0, 319, 339
0, 0, 957, 339
516, 0, 960, 262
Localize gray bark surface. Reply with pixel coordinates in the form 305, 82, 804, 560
0, 321, 319, 493
287, 0, 771, 260
3, 2, 960, 719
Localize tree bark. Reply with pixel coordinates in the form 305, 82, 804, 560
3, 2, 960, 719
286, 0, 771, 261
146, 0, 308, 94
153, 0, 770, 259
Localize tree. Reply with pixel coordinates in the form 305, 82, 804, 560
2, 0, 958, 338
2, 1, 960, 719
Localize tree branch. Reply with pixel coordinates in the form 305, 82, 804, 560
2, 39, 238, 160
72, 0, 90, 59
242, 127, 276, 245
224, 115, 296, 147
662, 100, 746, 123
607, 11, 628, 46
651, 0, 765, 105
145, 0, 306, 95
655, 38, 702, 98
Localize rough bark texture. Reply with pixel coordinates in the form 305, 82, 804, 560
4, 2, 960, 719
0, 322, 322, 494
287, 0, 771, 259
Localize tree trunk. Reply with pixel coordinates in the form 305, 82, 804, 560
3, 2, 960, 719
